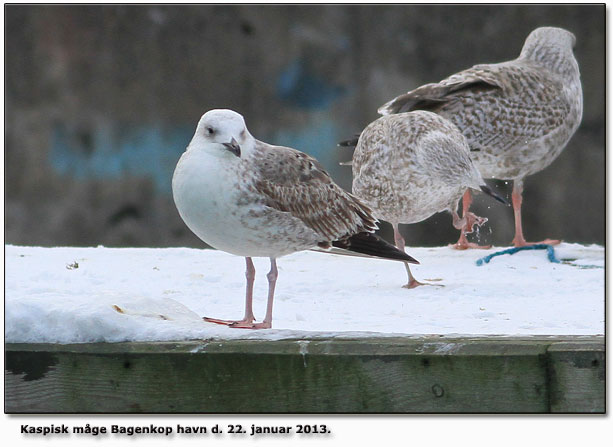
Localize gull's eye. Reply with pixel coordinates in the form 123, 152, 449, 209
206, 127, 214, 135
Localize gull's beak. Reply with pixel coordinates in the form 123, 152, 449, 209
222, 137, 241, 158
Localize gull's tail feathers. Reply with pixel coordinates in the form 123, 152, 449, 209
313, 232, 419, 264
479, 184, 509, 206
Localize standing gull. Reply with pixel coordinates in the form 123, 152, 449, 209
376, 26, 582, 248
352, 110, 506, 288
172, 109, 418, 329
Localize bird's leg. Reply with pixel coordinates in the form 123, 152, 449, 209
242, 257, 256, 322
511, 180, 526, 246
261, 258, 278, 327
450, 189, 491, 250
511, 179, 560, 247
393, 224, 425, 289
231, 258, 277, 329
203, 257, 257, 326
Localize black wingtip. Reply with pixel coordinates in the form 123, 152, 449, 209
377, 101, 396, 115
332, 232, 419, 264
480, 184, 509, 206
338, 135, 360, 148
378, 96, 408, 115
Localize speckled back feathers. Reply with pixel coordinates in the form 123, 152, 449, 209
377, 26, 582, 180
352, 111, 484, 224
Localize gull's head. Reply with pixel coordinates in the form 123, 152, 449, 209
523, 26, 576, 51
189, 109, 253, 158
519, 27, 578, 75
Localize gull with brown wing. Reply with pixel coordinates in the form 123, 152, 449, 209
377, 27, 582, 248
352, 110, 506, 288
172, 109, 417, 329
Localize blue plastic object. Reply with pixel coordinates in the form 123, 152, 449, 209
475, 244, 560, 266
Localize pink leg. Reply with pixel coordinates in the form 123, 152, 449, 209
203, 257, 257, 326
511, 180, 560, 247
450, 189, 491, 250
231, 258, 277, 329
393, 223, 425, 289
243, 257, 256, 322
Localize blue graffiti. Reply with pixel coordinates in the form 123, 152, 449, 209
50, 124, 193, 193
276, 58, 345, 109
50, 116, 345, 193
271, 115, 341, 171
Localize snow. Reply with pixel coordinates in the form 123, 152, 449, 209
4, 243, 604, 343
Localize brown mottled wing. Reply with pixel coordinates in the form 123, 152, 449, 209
378, 61, 571, 151
378, 64, 504, 116
252, 141, 377, 241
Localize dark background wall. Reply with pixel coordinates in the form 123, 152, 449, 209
5, 5, 604, 248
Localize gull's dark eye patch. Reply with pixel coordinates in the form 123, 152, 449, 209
206, 127, 214, 135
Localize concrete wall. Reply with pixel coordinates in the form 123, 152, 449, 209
5, 5, 604, 248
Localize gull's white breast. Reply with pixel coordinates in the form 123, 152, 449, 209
172, 146, 320, 258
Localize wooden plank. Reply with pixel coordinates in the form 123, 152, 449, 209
547, 341, 605, 413
4, 336, 603, 413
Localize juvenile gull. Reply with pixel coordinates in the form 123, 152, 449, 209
352, 110, 506, 288
172, 109, 417, 329
377, 26, 583, 248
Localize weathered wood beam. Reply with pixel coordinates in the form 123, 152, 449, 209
4, 336, 604, 413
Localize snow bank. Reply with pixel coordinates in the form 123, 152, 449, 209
4, 243, 603, 343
